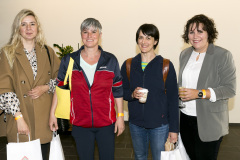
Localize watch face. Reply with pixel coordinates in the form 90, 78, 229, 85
198, 91, 203, 97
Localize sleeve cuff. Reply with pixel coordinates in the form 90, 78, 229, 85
208, 88, 216, 102
48, 79, 57, 93
0, 92, 20, 116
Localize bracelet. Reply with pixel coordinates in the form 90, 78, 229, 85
118, 113, 124, 117
15, 114, 23, 121
202, 89, 206, 99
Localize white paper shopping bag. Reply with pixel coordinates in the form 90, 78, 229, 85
177, 133, 190, 160
161, 148, 183, 160
49, 131, 65, 160
161, 133, 190, 160
7, 134, 42, 160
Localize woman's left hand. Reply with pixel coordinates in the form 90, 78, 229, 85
49, 113, 58, 131
168, 132, 178, 143
179, 88, 198, 101
28, 85, 49, 99
115, 116, 125, 136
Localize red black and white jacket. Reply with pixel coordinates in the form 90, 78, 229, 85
57, 46, 123, 128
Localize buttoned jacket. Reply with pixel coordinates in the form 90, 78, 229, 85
0, 43, 60, 143
179, 43, 236, 141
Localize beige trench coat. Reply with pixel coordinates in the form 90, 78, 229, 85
0, 43, 60, 144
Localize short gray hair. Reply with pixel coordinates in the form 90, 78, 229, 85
80, 18, 102, 33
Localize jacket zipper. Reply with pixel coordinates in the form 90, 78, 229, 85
89, 89, 94, 127
142, 72, 145, 123
80, 67, 94, 128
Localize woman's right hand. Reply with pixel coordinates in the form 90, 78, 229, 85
179, 88, 199, 101
132, 87, 144, 99
16, 117, 30, 136
49, 113, 58, 131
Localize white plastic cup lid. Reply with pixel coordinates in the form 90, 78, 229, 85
139, 88, 148, 93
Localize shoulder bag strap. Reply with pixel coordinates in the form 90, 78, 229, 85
126, 58, 133, 81
44, 45, 51, 65
162, 58, 170, 94
63, 57, 74, 90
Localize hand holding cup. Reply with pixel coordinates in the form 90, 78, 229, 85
132, 87, 149, 103
179, 86, 186, 108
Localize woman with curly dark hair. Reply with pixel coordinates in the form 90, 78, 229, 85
178, 14, 236, 160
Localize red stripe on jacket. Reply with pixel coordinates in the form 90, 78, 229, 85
113, 81, 122, 87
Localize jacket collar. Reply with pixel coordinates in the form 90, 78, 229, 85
134, 53, 163, 62
206, 43, 214, 55
70, 45, 107, 70
15, 42, 34, 86
197, 43, 215, 88
132, 53, 163, 73
33, 44, 48, 86
15, 43, 48, 87
179, 43, 215, 88
179, 43, 214, 75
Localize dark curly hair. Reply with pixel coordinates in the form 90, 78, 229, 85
182, 14, 218, 44
136, 24, 159, 49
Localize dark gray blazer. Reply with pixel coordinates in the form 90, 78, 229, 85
179, 43, 236, 142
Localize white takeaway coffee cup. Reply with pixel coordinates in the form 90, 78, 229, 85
138, 88, 149, 103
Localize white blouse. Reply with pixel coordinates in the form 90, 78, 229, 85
181, 50, 216, 116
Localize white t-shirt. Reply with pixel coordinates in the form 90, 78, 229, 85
80, 54, 98, 86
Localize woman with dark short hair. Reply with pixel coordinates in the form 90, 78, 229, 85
121, 24, 179, 160
49, 18, 125, 160
179, 14, 236, 160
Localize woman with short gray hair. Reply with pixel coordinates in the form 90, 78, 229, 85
81, 18, 102, 33
49, 18, 125, 160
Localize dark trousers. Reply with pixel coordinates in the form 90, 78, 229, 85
72, 124, 115, 160
180, 112, 223, 160
41, 143, 50, 160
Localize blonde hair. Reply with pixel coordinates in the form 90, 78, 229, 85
1, 9, 46, 68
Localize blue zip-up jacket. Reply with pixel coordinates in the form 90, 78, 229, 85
121, 54, 179, 132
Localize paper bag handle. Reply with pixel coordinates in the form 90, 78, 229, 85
17, 133, 30, 143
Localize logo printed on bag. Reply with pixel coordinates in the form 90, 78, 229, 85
21, 156, 29, 160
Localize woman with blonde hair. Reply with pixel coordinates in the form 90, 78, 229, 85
0, 9, 60, 160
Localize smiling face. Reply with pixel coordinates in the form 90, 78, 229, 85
81, 26, 101, 48
188, 23, 209, 53
20, 15, 38, 43
137, 31, 157, 54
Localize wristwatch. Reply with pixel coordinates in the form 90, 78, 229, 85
198, 90, 203, 98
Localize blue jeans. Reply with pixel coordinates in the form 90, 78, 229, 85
129, 122, 169, 160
